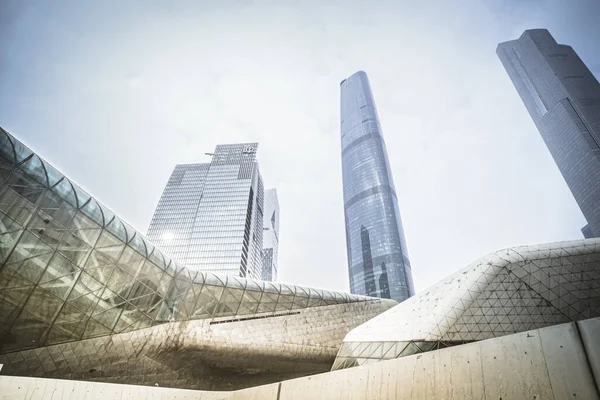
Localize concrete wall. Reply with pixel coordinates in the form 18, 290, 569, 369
2, 318, 598, 400
278, 318, 600, 400
0, 300, 393, 391
0, 375, 281, 400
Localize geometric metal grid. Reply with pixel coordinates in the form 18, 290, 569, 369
340, 71, 415, 303
0, 127, 373, 355
332, 238, 600, 370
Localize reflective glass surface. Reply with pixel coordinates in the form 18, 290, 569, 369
261, 188, 279, 281
497, 29, 600, 238
0, 128, 369, 354
146, 143, 264, 279
340, 71, 415, 302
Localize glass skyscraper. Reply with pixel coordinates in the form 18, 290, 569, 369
497, 29, 600, 238
261, 188, 279, 281
340, 71, 415, 302
147, 143, 265, 279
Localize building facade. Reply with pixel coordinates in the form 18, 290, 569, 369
340, 71, 415, 302
0, 127, 394, 390
497, 29, 600, 238
147, 143, 264, 279
261, 188, 279, 281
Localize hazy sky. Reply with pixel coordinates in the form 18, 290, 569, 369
1, 0, 599, 294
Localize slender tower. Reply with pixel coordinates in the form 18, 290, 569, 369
497, 29, 600, 238
340, 71, 415, 302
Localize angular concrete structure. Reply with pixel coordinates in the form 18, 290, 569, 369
332, 238, 600, 370
2, 317, 599, 399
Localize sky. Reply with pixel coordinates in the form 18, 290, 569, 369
1, 0, 599, 294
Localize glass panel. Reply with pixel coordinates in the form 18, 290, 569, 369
147, 248, 165, 269
94, 287, 126, 319
46, 319, 87, 345
0, 229, 23, 264
399, 342, 421, 357
0, 267, 36, 328
11, 137, 32, 163
79, 199, 104, 226
99, 204, 114, 228
81, 318, 112, 339
69, 212, 102, 247
6, 170, 45, 205
292, 295, 309, 310
119, 314, 151, 334
39, 253, 81, 300
84, 249, 117, 284
128, 233, 147, 257
38, 189, 76, 227
41, 161, 63, 187
105, 217, 127, 242
135, 259, 163, 293
6, 308, 49, 352
5, 230, 54, 278
95, 230, 123, 249
118, 246, 145, 277
5, 248, 53, 284
0, 187, 35, 226
66, 272, 104, 315
0, 165, 13, 183
22, 286, 63, 324
20, 156, 48, 187
57, 231, 91, 267
0, 129, 16, 164
410, 341, 431, 352
237, 290, 260, 315
27, 209, 67, 248
71, 183, 90, 209
105, 265, 134, 298
52, 178, 77, 208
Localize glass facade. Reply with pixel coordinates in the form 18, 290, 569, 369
340, 71, 415, 303
0, 127, 369, 355
497, 29, 600, 238
261, 188, 279, 281
147, 144, 265, 279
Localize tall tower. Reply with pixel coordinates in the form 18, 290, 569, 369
340, 71, 415, 302
261, 188, 279, 281
147, 143, 264, 279
497, 29, 600, 238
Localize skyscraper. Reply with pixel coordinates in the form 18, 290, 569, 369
340, 71, 415, 302
261, 188, 279, 281
497, 29, 600, 238
147, 143, 265, 279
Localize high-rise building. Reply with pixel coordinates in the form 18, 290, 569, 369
147, 143, 265, 279
340, 71, 415, 302
261, 188, 279, 281
497, 29, 600, 238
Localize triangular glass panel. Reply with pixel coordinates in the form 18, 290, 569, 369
51, 178, 77, 208
81, 317, 113, 340
20, 155, 48, 187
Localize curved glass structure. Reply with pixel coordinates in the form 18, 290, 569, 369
340, 71, 415, 302
0, 127, 373, 355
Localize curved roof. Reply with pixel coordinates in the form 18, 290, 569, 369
333, 238, 600, 369
0, 127, 382, 354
